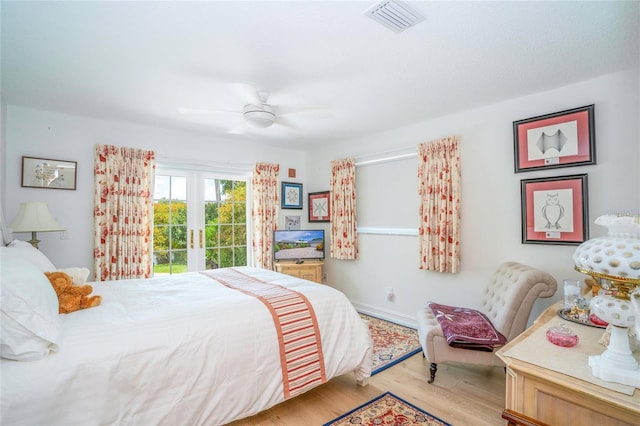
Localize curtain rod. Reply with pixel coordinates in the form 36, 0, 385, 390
355, 152, 417, 167
156, 156, 253, 175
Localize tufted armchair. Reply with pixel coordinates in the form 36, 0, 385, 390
416, 261, 557, 383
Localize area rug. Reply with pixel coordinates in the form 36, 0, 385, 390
360, 313, 422, 375
323, 391, 451, 426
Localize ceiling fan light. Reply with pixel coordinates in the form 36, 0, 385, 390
243, 104, 275, 128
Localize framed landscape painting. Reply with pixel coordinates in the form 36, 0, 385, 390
521, 174, 589, 245
513, 105, 595, 173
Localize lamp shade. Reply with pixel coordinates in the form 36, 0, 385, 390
573, 215, 640, 280
9, 202, 65, 232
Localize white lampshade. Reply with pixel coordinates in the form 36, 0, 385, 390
9, 202, 65, 248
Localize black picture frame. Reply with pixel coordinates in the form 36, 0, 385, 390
308, 191, 330, 222
21, 156, 78, 190
521, 174, 589, 245
513, 104, 596, 173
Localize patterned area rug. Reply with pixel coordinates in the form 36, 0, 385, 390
323, 391, 451, 426
360, 313, 422, 375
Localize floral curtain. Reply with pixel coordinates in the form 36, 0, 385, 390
94, 145, 156, 281
330, 158, 358, 260
252, 162, 280, 270
417, 136, 461, 273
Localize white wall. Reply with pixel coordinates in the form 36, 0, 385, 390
307, 70, 640, 327
3, 107, 308, 272
3, 70, 638, 328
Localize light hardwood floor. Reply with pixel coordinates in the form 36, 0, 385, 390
230, 352, 507, 425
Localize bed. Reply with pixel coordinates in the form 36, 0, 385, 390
0, 243, 372, 425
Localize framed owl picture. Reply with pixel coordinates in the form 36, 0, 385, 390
520, 174, 589, 245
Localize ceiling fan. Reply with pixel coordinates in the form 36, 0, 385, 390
178, 83, 329, 134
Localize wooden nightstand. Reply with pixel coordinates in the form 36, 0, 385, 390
274, 261, 323, 284
496, 303, 639, 425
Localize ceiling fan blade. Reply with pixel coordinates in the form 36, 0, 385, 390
178, 107, 240, 115
277, 105, 333, 118
231, 82, 265, 106
274, 116, 303, 132
227, 122, 248, 134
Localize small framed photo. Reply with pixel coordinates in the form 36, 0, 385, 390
281, 182, 303, 209
521, 174, 589, 245
21, 156, 77, 190
513, 104, 595, 173
284, 215, 301, 230
308, 191, 330, 222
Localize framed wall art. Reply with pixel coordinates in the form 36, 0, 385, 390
284, 215, 301, 230
513, 104, 595, 173
281, 182, 303, 209
308, 191, 330, 222
521, 174, 588, 245
21, 156, 77, 190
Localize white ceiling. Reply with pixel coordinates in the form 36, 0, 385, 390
2, 1, 639, 150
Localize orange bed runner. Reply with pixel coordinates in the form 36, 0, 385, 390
201, 268, 327, 398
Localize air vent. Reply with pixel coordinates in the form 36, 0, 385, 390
365, 0, 425, 33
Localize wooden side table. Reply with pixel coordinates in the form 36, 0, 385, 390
496, 304, 639, 425
274, 261, 323, 284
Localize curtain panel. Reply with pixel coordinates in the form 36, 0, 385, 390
94, 144, 156, 281
252, 162, 280, 270
330, 158, 358, 260
417, 136, 461, 273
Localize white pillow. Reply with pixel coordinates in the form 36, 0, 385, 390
56, 267, 90, 285
6, 240, 56, 272
0, 248, 61, 361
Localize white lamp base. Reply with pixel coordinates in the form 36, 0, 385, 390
588, 325, 640, 388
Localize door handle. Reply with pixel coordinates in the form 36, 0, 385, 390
199, 229, 203, 249
190, 229, 194, 249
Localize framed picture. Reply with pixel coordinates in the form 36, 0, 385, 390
513, 104, 595, 173
284, 215, 301, 230
281, 182, 303, 209
21, 156, 77, 190
308, 191, 330, 222
521, 174, 589, 245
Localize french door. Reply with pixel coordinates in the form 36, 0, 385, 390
152, 170, 250, 275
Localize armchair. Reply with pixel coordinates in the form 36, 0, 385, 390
416, 261, 557, 383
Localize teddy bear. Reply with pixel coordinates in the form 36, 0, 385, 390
44, 271, 102, 314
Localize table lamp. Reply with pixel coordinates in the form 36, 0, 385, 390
9, 202, 65, 249
573, 214, 640, 387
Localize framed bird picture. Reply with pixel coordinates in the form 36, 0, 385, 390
513, 104, 595, 173
520, 174, 589, 245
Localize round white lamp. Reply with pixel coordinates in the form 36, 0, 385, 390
573, 214, 640, 387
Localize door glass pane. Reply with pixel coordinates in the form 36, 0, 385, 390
205, 248, 218, 270
153, 174, 188, 275
234, 246, 247, 266
219, 224, 233, 245
202, 178, 248, 270
219, 247, 234, 268
171, 250, 188, 274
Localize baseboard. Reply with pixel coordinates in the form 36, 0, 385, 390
351, 301, 418, 329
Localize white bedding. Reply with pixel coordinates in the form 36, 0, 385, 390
1, 267, 372, 425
